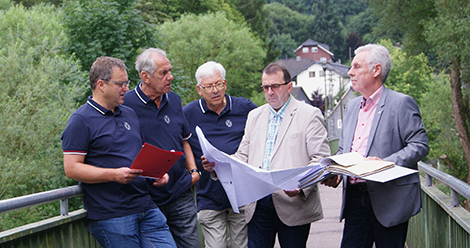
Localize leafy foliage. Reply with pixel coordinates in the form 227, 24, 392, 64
159, 12, 266, 105
0, 0, 11, 9
380, 40, 432, 105
267, 0, 316, 15
235, 0, 280, 64
311, 0, 343, 61
369, 0, 470, 185
265, 2, 314, 58
0, 3, 86, 230
136, 0, 244, 24
11, 0, 62, 7
421, 73, 468, 181
62, 0, 159, 88
344, 8, 380, 51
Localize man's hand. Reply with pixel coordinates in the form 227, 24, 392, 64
152, 173, 169, 187
321, 175, 341, 188
113, 168, 143, 184
284, 188, 301, 197
201, 155, 215, 172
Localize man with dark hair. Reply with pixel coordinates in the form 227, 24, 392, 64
323, 44, 429, 248
62, 56, 176, 248
204, 62, 330, 248
124, 48, 200, 248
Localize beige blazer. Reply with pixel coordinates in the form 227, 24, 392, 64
234, 96, 330, 226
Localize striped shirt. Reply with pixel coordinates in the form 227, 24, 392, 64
262, 96, 291, 171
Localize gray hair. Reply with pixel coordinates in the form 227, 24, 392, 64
355, 44, 392, 83
135, 48, 167, 80
195, 61, 226, 85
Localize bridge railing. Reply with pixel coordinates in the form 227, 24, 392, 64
0, 185, 101, 247
407, 162, 470, 248
0, 185, 83, 216
2, 162, 470, 247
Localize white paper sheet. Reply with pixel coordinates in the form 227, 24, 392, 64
196, 126, 313, 213
361, 165, 417, 183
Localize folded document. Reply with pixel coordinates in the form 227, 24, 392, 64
298, 152, 418, 188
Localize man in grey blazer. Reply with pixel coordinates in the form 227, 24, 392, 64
203, 63, 330, 248
323, 44, 429, 248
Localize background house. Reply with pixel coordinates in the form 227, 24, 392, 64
327, 86, 359, 141
279, 39, 355, 140
291, 86, 311, 105
278, 39, 351, 110
294, 39, 333, 62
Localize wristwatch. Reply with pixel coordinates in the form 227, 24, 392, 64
188, 169, 201, 176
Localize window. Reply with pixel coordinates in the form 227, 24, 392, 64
302, 47, 309, 53
309, 71, 315, 77
312, 47, 318, 53
319, 71, 325, 77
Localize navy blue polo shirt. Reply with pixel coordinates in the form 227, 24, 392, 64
61, 96, 156, 220
183, 95, 257, 211
124, 83, 192, 206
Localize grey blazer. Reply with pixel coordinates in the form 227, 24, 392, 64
234, 96, 331, 226
337, 87, 429, 227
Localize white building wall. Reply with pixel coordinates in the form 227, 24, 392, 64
294, 64, 351, 101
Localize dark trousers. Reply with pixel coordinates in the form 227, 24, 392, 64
341, 183, 409, 248
247, 194, 310, 248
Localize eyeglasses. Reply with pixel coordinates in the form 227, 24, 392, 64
199, 81, 226, 93
261, 82, 289, 92
103, 79, 130, 89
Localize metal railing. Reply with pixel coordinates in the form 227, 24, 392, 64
419, 161, 470, 207
0, 185, 92, 247
0, 185, 83, 216
407, 161, 470, 248
2, 162, 470, 247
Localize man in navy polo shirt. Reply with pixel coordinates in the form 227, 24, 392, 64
61, 56, 176, 248
183, 61, 257, 248
124, 48, 200, 248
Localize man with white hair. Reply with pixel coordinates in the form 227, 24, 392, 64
323, 44, 429, 248
183, 61, 257, 248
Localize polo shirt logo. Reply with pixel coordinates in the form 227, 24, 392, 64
164, 115, 171, 124
124, 122, 131, 130
225, 119, 232, 128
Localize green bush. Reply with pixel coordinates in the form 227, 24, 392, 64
159, 12, 266, 105
0, 3, 86, 230
421, 72, 468, 181
63, 0, 160, 89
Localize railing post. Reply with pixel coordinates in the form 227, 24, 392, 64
60, 198, 69, 216
426, 174, 432, 187
451, 189, 460, 207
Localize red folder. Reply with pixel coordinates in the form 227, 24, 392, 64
130, 142, 183, 179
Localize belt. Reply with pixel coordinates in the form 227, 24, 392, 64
348, 183, 368, 192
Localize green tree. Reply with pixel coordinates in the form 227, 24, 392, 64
267, 0, 315, 15
158, 12, 266, 105
265, 2, 314, 58
312, 0, 343, 61
11, 0, 62, 7
343, 7, 381, 60
0, 0, 11, 9
136, 0, 244, 24
368, 0, 470, 188
234, 0, 280, 63
62, 0, 159, 88
0, 3, 87, 230
381, 40, 432, 105
421, 73, 468, 181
